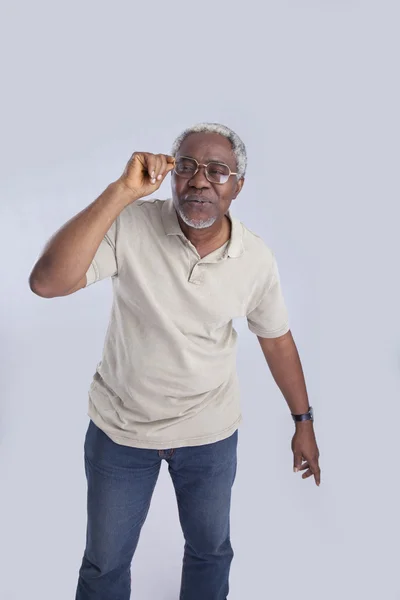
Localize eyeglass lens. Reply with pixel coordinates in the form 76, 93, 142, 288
175, 158, 230, 184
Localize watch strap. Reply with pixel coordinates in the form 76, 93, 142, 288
291, 407, 313, 422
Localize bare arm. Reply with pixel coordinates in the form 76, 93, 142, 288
29, 181, 137, 298
257, 330, 310, 416
29, 149, 176, 299
258, 330, 321, 486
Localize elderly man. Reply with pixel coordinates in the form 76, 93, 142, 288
30, 123, 320, 600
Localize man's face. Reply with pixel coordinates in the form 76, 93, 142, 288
171, 132, 244, 230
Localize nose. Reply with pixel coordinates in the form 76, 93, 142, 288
189, 165, 211, 189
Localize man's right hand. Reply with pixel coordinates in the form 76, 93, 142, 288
117, 152, 176, 201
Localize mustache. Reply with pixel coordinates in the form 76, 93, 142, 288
182, 194, 213, 204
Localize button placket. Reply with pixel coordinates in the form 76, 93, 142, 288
188, 261, 203, 285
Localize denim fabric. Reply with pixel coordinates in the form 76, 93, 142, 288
76, 420, 238, 600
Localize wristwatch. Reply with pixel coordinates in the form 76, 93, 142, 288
291, 406, 314, 423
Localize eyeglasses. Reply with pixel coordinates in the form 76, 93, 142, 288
173, 156, 238, 185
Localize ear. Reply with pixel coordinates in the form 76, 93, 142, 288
232, 177, 245, 200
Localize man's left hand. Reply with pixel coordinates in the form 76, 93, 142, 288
292, 422, 321, 486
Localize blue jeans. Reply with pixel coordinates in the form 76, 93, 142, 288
76, 420, 238, 600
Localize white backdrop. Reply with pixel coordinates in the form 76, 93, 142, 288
1, 1, 399, 599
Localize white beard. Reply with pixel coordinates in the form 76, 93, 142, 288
176, 205, 217, 229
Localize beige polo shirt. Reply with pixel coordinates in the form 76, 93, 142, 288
85, 198, 290, 449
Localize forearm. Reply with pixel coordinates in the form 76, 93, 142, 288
258, 331, 310, 416
29, 181, 137, 297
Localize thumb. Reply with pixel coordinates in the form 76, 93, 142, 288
164, 157, 176, 175
164, 161, 175, 175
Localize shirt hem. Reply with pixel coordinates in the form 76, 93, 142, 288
87, 411, 243, 450
248, 322, 290, 338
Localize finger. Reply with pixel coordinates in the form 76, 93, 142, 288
155, 155, 166, 181
127, 152, 148, 180
307, 458, 321, 486
159, 154, 176, 179
302, 469, 313, 479
152, 155, 163, 181
165, 158, 176, 175
315, 470, 321, 486
312, 464, 321, 486
144, 154, 157, 184
165, 154, 176, 172
293, 453, 303, 473
155, 154, 171, 181
298, 462, 309, 472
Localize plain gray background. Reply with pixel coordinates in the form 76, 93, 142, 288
1, 1, 399, 598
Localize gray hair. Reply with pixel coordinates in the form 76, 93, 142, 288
171, 122, 247, 179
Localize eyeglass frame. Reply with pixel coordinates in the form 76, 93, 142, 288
173, 155, 238, 185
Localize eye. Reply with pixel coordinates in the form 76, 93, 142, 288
208, 163, 230, 176
176, 158, 196, 174
209, 167, 227, 175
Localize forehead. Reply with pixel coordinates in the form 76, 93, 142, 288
178, 132, 235, 166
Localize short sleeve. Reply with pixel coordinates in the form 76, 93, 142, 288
247, 254, 290, 338
85, 220, 118, 287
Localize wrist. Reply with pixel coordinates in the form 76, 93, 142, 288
291, 406, 314, 425
295, 419, 314, 428
110, 179, 142, 207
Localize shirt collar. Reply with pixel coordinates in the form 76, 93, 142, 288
161, 198, 243, 259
